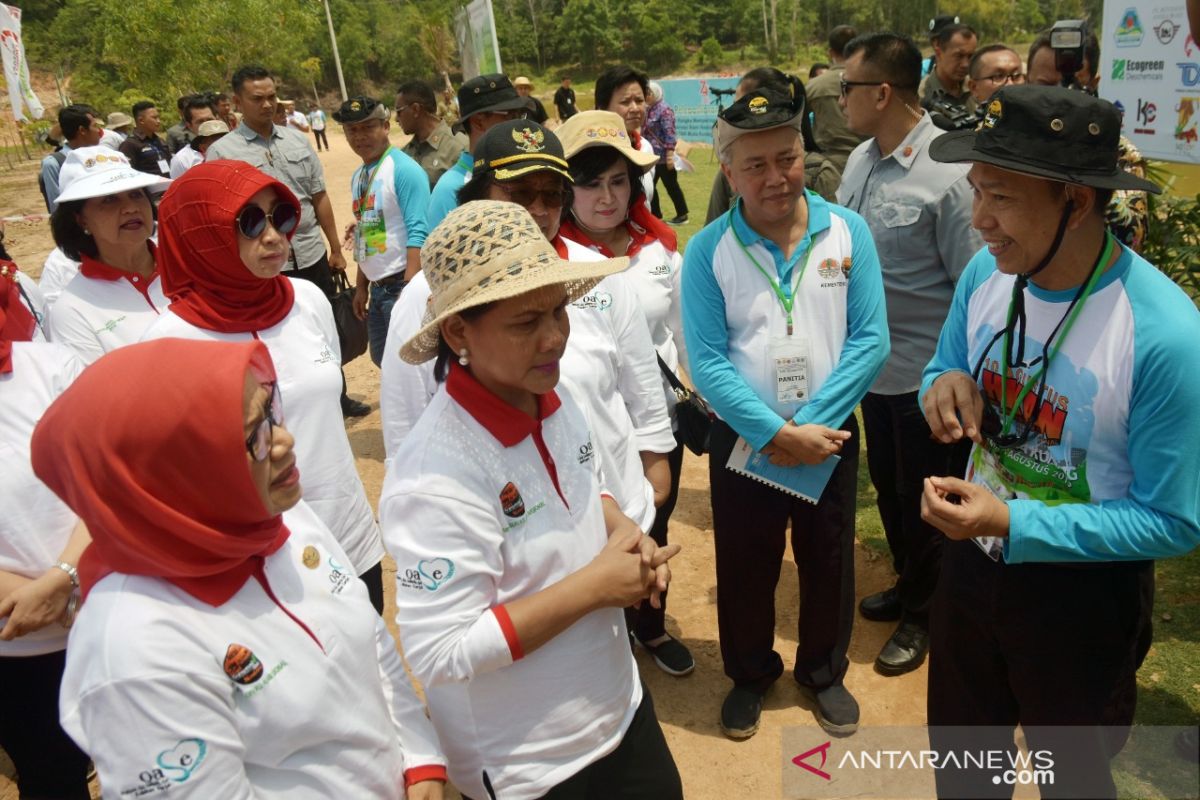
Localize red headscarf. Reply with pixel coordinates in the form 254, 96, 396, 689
1, 260, 38, 374
157, 161, 300, 333
31, 338, 291, 605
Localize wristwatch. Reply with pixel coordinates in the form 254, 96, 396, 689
54, 561, 79, 588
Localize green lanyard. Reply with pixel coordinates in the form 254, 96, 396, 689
355, 146, 393, 218
997, 233, 1114, 435
728, 204, 817, 336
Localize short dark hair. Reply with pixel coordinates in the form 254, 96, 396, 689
566, 146, 644, 212
1028, 29, 1101, 78
595, 65, 649, 111
232, 65, 272, 94
131, 100, 156, 120
934, 23, 977, 49
808, 62, 830, 78
58, 104, 97, 141
969, 44, 1020, 79
828, 25, 858, 57
396, 79, 437, 111
176, 94, 191, 112
183, 94, 216, 124
844, 32, 922, 95
214, 92, 230, 103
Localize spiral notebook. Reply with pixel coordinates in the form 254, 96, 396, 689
725, 437, 840, 504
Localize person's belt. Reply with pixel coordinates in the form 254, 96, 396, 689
372, 273, 407, 287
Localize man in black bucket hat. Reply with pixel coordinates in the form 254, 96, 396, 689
918, 84, 1200, 798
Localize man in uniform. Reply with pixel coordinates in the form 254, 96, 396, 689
553, 76, 577, 121
119, 101, 172, 178
921, 85, 1198, 797
919, 23, 978, 113
397, 79, 467, 189
804, 25, 867, 185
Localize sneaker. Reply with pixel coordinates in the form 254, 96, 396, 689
800, 683, 859, 736
720, 685, 765, 740
341, 396, 370, 417
667, 214, 689, 225
636, 634, 695, 676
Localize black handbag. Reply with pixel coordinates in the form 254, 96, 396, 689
330, 270, 369, 364
656, 355, 713, 456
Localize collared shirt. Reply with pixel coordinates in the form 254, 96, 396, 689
804, 65, 867, 170
425, 150, 472, 232
919, 70, 978, 115
837, 112, 982, 394
39, 143, 70, 212
119, 130, 172, 177
682, 193, 890, 450
169, 145, 204, 179
206, 122, 328, 270
402, 120, 468, 189
350, 148, 431, 281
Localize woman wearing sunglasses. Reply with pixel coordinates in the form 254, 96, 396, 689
142, 161, 388, 613
31, 338, 447, 800
556, 110, 694, 677
384, 200, 682, 800
45, 146, 172, 364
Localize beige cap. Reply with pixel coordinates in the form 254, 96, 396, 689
556, 110, 658, 172
106, 111, 134, 131
513, 76, 533, 87
195, 119, 230, 138
401, 200, 628, 364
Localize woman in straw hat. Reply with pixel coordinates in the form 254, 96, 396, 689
557, 109, 695, 677
383, 200, 684, 800
45, 146, 172, 364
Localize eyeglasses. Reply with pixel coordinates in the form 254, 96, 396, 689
246, 382, 284, 461
394, 103, 414, 117
495, 181, 568, 208
236, 203, 299, 239
979, 71, 1026, 85
840, 78, 886, 97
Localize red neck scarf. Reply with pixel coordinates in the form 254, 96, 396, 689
1, 260, 38, 374
157, 161, 300, 333
559, 197, 677, 258
31, 338, 291, 605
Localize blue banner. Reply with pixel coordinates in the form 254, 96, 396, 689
659, 77, 741, 145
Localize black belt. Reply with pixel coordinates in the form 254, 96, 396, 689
372, 274, 407, 287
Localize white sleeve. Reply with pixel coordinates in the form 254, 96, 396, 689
381, 280, 438, 459
294, 279, 342, 364
372, 617, 447, 777
69, 673, 257, 799
38, 248, 80, 310
45, 296, 104, 365
668, 250, 689, 377
608, 276, 675, 453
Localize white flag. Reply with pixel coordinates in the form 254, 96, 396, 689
0, 4, 44, 122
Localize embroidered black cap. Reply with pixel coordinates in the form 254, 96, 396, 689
332, 96, 387, 124
929, 85, 1160, 193
457, 74, 529, 122
471, 119, 571, 181
715, 80, 807, 160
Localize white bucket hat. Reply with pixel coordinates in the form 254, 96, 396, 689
54, 146, 172, 205
401, 200, 628, 364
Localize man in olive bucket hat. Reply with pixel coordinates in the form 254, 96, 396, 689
919, 84, 1200, 797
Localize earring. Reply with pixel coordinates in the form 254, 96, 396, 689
458, 348, 470, 366
83, 228, 91, 235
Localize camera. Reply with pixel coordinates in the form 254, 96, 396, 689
1050, 19, 1088, 89
925, 89, 981, 131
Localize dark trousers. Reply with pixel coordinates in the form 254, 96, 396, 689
367, 280, 404, 368
313, 129, 329, 151
650, 167, 689, 219
624, 438, 685, 642
710, 416, 858, 693
861, 391, 970, 624
928, 539, 1155, 799
0, 650, 91, 799
290, 254, 354, 401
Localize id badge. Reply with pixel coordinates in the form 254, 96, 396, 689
157, 158, 170, 174
772, 337, 810, 404
970, 447, 1014, 562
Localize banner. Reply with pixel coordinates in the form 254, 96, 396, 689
1100, 1, 1198, 163
0, 3, 43, 122
455, 0, 502, 81
658, 77, 741, 145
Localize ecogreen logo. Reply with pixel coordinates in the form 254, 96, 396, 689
1112, 59, 1126, 80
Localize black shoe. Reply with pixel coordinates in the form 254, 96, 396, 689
341, 396, 370, 417
667, 214, 689, 225
636, 635, 695, 676
859, 586, 901, 622
720, 685, 765, 740
800, 683, 859, 736
874, 621, 929, 676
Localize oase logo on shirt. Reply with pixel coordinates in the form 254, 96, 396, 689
573, 291, 612, 311
649, 262, 672, 276
578, 439, 595, 464
499, 481, 525, 517
119, 738, 207, 796
314, 345, 336, 365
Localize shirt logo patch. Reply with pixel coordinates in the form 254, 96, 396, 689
578, 439, 595, 464
649, 262, 671, 276
327, 556, 351, 594
223, 643, 264, 685
817, 258, 840, 279
314, 345, 336, 365
841, 256, 852, 277
94, 315, 128, 335
418, 558, 455, 590
573, 291, 612, 311
302, 545, 320, 569
156, 738, 206, 783
500, 481, 526, 517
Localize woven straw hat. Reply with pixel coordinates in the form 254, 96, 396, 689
400, 200, 628, 364
557, 110, 658, 172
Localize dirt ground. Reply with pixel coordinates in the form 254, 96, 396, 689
0, 128, 919, 800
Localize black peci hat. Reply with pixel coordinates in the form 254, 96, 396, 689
715, 83, 806, 160
471, 119, 572, 181
333, 96, 388, 124
929, 85, 1160, 193
457, 74, 529, 122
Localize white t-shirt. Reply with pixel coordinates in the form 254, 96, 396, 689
60, 501, 446, 799
170, 146, 205, 179
99, 129, 125, 150
380, 270, 437, 461
382, 379, 640, 800
638, 136, 656, 204
142, 279, 384, 575
0, 343, 84, 656
37, 247, 81, 311
47, 262, 168, 365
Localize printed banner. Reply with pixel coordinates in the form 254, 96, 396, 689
455, 0, 502, 81
658, 77, 741, 145
0, 4, 43, 122
1101, 1, 1198, 163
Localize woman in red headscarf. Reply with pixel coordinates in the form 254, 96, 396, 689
32, 338, 446, 799
143, 161, 387, 611
0, 259, 91, 800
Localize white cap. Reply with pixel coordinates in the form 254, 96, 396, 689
55, 146, 172, 204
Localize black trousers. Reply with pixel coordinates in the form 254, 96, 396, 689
709, 416, 858, 693
0, 650, 91, 799
624, 438, 685, 642
861, 391, 970, 624
928, 539, 1155, 799
650, 167, 689, 219
312, 129, 329, 151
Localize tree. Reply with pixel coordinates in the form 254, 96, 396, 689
555, 0, 621, 70
698, 36, 723, 70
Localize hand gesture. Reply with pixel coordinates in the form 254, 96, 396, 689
923, 372, 984, 444
920, 476, 1009, 540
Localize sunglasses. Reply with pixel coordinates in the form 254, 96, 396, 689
246, 382, 284, 462
839, 78, 886, 96
495, 181, 568, 208
236, 203, 299, 239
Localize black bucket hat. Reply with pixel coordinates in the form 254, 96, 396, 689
333, 96, 388, 124
458, 74, 529, 122
472, 119, 572, 182
929, 85, 1160, 193
716, 78, 807, 160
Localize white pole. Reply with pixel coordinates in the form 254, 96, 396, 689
321, 0, 348, 101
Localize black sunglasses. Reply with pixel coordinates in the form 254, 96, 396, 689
236, 203, 299, 239
246, 382, 284, 462
839, 78, 886, 96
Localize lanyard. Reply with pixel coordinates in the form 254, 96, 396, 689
728, 203, 817, 336
355, 147, 393, 217
997, 233, 1114, 435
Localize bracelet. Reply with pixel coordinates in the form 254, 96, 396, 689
54, 561, 79, 588
60, 591, 79, 629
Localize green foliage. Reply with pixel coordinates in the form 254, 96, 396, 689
698, 37, 724, 70
629, 3, 687, 73
1142, 195, 1200, 303
556, 0, 622, 71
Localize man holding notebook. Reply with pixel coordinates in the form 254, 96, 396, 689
682, 86, 889, 741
